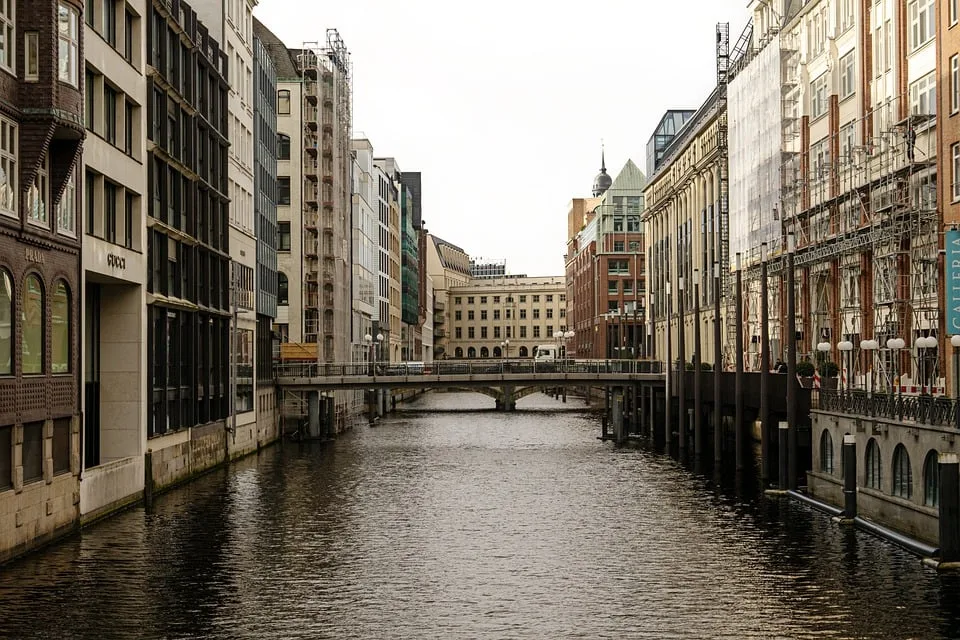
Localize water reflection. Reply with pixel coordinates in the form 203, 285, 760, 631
0, 390, 957, 639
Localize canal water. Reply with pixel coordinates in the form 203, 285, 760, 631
2, 391, 960, 639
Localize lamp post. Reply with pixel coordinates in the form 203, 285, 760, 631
887, 337, 905, 415
364, 333, 374, 376
501, 339, 510, 359
816, 340, 831, 403
952, 335, 960, 430
915, 335, 938, 395
837, 339, 854, 398
786, 231, 798, 491
860, 339, 879, 395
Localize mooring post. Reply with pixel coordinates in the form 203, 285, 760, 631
734, 253, 745, 471
144, 449, 154, 510
693, 270, 702, 459
939, 452, 960, 563
678, 277, 686, 456
842, 433, 857, 522
308, 390, 321, 439
613, 388, 624, 444
778, 420, 789, 490
326, 394, 336, 439
760, 246, 771, 482
713, 260, 722, 466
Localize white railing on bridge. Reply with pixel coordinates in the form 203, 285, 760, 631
275, 359, 665, 379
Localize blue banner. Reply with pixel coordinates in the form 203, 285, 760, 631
947, 230, 960, 334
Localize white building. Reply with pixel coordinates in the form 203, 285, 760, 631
350, 137, 378, 361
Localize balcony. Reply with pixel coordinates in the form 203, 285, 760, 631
304, 134, 318, 154
434, 328, 446, 338
304, 292, 319, 309
304, 210, 319, 229
304, 158, 319, 178
304, 108, 319, 127
304, 80, 318, 102
434, 300, 446, 312
304, 185, 319, 203
433, 313, 445, 325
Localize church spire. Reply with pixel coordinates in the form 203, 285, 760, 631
593, 140, 612, 197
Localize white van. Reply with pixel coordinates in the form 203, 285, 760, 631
534, 345, 559, 361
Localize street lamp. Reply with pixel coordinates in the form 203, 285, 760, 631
500, 339, 510, 359
914, 335, 938, 395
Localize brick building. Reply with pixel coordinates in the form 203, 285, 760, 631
0, 0, 87, 562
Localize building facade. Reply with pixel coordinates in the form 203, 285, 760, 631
645, 92, 726, 370
79, 0, 147, 522
145, 0, 231, 450
194, 0, 259, 454
350, 137, 377, 362
0, 0, 87, 563
564, 197, 600, 357
253, 28, 277, 441
447, 277, 567, 359
425, 234, 471, 359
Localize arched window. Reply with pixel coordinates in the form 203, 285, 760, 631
0, 268, 11, 375
467, 347, 476, 359
454, 347, 463, 358
819, 430, 834, 474
51, 281, 70, 373
277, 90, 290, 114
277, 273, 288, 305
519, 346, 529, 357
277, 134, 290, 160
924, 450, 939, 507
22, 274, 43, 374
493, 346, 502, 358
479, 346, 489, 358
893, 444, 912, 499
865, 438, 881, 489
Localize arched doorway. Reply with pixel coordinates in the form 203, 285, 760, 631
480, 346, 489, 358
467, 347, 476, 358
519, 346, 529, 357
455, 347, 464, 358
493, 346, 502, 357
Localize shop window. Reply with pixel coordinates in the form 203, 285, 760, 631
52, 281, 70, 373
22, 275, 44, 375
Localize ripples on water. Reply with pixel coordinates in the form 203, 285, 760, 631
2, 390, 960, 639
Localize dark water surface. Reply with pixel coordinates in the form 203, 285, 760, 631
2, 391, 960, 639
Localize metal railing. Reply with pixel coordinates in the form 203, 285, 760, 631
275, 358, 664, 380
818, 389, 960, 427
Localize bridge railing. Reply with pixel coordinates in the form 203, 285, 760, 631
275, 358, 664, 379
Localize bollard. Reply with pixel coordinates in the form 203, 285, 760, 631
842, 433, 857, 521
143, 449, 154, 510
562, 387, 567, 403
778, 421, 789, 489
308, 391, 321, 439
939, 452, 960, 563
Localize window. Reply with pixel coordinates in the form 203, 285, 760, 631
277, 177, 290, 205
0, 268, 10, 375
840, 0, 855, 31
519, 309, 526, 319
609, 280, 618, 294
924, 450, 940, 507
519, 295, 526, 303
908, 0, 935, 51
0, 426, 9, 489
51, 281, 70, 373
480, 310, 487, 320
24, 32, 38, 81
819, 430, 834, 474
21, 422, 42, 483
0, 0, 12, 72
454, 297, 461, 305
0, 116, 16, 216
57, 169, 76, 235
124, 9, 134, 62
614, 240, 624, 252
480, 327, 487, 339
493, 309, 499, 320
865, 438, 881, 489
839, 51, 855, 99
22, 274, 43, 375
277, 221, 290, 250
125, 101, 135, 156
480, 296, 487, 304
467, 310, 474, 320
811, 73, 828, 119
277, 134, 290, 160
468, 327, 474, 339
891, 444, 912, 499
952, 0, 959, 26
910, 72, 936, 116
58, 3, 80, 86
26, 155, 47, 226
519, 326, 527, 338
124, 192, 134, 248
952, 55, 959, 115
953, 144, 960, 202
104, 85, 117, 144
277, 272, 288, 305
811, 137, 830, 181
277, 90, 290, 114
103, 0, 116, 46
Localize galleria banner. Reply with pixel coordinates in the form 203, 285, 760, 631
946, 229, 960, 334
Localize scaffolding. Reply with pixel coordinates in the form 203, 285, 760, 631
766, 90, 940, 395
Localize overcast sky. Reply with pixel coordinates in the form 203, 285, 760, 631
254, 1, 751, 277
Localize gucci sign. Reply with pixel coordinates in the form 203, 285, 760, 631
107, 253, 126, 269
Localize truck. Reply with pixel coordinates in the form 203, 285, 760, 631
533, 345, 559, 361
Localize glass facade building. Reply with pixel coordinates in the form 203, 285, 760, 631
254, 34, 278, 381
146, 2, 231, 436
645, 110, 695, 177
400, 185, 419, 326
